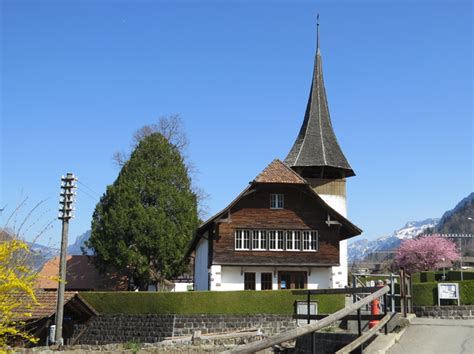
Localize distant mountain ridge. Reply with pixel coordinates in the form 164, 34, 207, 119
67, 230, 92, 255
436, 192, 474, 235
348, 218, 439, 263
349, 192, 474, 263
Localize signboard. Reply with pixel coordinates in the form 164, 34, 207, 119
438, 283, 460, 306
296, 301, 318, 326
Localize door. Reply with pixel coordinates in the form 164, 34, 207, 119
278, 271, 307, 289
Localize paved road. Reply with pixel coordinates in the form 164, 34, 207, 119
387, 318, 474, 354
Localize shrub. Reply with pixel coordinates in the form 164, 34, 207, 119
412, 280, 474, 306
79, 290, 345, 315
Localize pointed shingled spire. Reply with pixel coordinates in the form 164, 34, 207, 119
285, 17, 355, 178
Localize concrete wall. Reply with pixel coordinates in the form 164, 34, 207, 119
415, 305, 474, 319
210, 266, 331, 291
194, 233, 209, 291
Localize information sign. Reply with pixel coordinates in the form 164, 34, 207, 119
438, 283, 460, 306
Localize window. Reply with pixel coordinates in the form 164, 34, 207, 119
277, 231, 284, 250
286, 231, 302, 251
302, 231, 318, 251
269, 231, 276, 250
252, 230, 267, 250
244, 272, 256, 290
268, 231, 284, 251
270, 194, 284, 209
235, 230, 250, 250
261, 273, 273, 290
235, 229, 316, 252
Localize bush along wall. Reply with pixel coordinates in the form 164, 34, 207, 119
415, 271, 474, 283
412, 280, 474, 306
79, 290, 345, 315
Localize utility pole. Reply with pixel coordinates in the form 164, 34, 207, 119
55, 173, 77, 345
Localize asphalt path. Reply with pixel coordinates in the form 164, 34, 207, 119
387, 318, 474, 354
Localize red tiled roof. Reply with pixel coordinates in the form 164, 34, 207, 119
36, 255, 128, 291
12, 291, 78, 321
254, 159, 307, 184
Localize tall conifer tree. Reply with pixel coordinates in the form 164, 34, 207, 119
88, 133, 198, 289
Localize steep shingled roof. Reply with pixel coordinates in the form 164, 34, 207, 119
254, 159, 307, 184
285, 23, 355, 177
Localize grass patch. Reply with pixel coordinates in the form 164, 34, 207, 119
80, 290, 344, 315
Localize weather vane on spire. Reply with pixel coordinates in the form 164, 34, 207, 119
316, 13, 320, 53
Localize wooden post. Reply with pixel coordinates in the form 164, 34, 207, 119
400, 268, 406, 317
55, 173, 76, 345
390, 273, 395, 313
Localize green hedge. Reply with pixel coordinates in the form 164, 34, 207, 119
79, 290, 345, 315
413, 280, 474, 306
415, 271, 474, 283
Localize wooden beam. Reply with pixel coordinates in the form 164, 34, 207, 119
334, 314, 392, 354
222, 286, 390, 354
293, 314, 385, 321
292, 286, 381, 295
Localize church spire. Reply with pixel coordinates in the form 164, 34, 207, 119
285, 17, 355, 179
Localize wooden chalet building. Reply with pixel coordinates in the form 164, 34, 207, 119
189, 23, 361, 291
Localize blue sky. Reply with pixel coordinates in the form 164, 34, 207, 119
1, 0, 472, 248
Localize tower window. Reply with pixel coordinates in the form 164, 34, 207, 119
270, 194, 284, 209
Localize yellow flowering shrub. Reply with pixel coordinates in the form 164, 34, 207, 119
0, 239, 38, 351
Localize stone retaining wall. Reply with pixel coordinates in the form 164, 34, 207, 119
74, 314, 297, 345
414, 305, 474, 319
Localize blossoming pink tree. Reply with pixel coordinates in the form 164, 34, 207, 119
394, 235, 460, 273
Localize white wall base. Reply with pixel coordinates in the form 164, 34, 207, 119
209, 266, 331, 291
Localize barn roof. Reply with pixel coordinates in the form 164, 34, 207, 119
285, 21, 355, 178
36, 255, 129, 291
12, 291, 97, 321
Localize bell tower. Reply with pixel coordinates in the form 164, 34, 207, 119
285, 17, 354, 287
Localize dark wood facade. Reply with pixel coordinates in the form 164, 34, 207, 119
211, 184, 342, 267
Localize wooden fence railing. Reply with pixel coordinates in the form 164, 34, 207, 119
222, 285, 390, 354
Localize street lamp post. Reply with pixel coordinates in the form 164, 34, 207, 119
441, 258, 446, 280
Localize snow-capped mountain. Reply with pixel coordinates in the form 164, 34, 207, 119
348, 218, 439, 262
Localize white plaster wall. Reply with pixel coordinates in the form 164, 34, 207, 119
172, 282, 193, 292
318, 193, 348, 288
194, 233, 209, 291
209, 265, 222, 290
212, 266, 331, 291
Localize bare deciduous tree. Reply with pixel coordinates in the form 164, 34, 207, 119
112, 114, 209, 219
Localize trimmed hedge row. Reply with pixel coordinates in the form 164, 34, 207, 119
414, 271, 474, 283
79, 290, 345, 315
413, 280, 474, 306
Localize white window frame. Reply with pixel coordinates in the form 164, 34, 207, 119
252, 230, 267, 251
236, 229, 316, 252
270, 194, 284, 209
302, 230, 318, 252
286, 230, 302, 251
235, 230, 250, 250
269, 230, 284, 251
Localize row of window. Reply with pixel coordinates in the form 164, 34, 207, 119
235, 229, 318, 251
